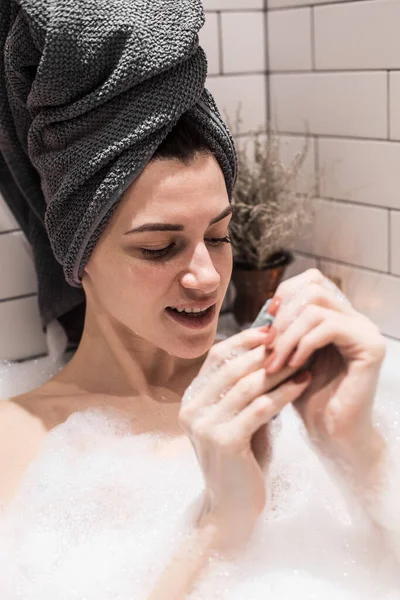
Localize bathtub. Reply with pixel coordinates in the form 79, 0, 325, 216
0, 323, 399, 599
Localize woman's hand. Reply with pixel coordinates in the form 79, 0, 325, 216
264, 268, 387, 489
179, 327, 312, 552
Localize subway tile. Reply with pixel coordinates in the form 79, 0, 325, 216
269, 0, 348, 8
200, 13, 220, 76
295, 198, 388, 271
389, 72, 400, 140
270, 72, 387, 138
203, 0, 263, 9
390, 211, 400, 276
277, 134, 315, 194
0, 232, 37, 300
319, 138, 400, 210
284, 253, 318, 279
221, 12, 265, 73
0, 195, 19, 232
268, 8, 312, 71
206, 74, 267, 133
319, 259, 400, 340
315, 0, 400, 70
234, 132, 315, 194
0, 296, 47, 362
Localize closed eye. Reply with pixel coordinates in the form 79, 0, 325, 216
141, 236, 231, 260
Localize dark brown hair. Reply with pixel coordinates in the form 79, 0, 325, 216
152, 114, 211, 164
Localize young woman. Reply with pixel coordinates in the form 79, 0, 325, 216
0, 116, 393, 598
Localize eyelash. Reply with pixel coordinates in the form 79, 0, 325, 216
141, 236, 232, 260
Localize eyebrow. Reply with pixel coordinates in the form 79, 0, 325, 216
124, 205, 233, 235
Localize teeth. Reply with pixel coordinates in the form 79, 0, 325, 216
172, 307, 207, 314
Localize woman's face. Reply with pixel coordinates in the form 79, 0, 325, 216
83, 153, 233, 359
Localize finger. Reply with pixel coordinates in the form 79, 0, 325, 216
226, 371, 312, 440
264, 305, 333, 374
181, 343, 270, 415
201, 326, 276, 375
212, 362, 301, 420
284, 315, 384, 369
273, 281, 355, 335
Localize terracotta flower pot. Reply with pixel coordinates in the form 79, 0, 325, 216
231, 250, 294, 326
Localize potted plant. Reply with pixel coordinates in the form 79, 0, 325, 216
228, 115, 313, 326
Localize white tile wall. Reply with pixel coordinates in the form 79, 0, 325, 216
200, 12, 220, 75
284, 252, 318, 279
221, 12, 265, 73
236, 132, 315, 194
297, 198, 388, 271
319, 259, 400, 340
269, 0, 348, 8
277, 134, 316, 194
270, 72, 387, 138
319, 138, 400, 209
390, 210, 400, 277
0, 296, 47, 362
314, 0, 400, 70
0, 232, 38, 300
0, 195, 19, 232
389, 71, 400, 140
203, 0, 263, 9
268, 8, 312, 71
207, 74, 267, 132
267, 0, 400, 339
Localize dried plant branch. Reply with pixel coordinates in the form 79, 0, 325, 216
227, 107, 314, 270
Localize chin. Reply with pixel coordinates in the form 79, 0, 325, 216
169, 329, 217, 360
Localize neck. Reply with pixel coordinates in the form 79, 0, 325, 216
52, 306, 206, 402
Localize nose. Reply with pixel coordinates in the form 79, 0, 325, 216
180, 242, 221, 294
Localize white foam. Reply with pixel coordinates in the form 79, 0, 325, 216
0, 337, 399, 598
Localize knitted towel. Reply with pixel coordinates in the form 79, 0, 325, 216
0, 0, 237, 337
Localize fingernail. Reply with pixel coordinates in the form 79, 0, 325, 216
293, 370, 311, 384
259, 324, 271, 333
267, 296, 282, 317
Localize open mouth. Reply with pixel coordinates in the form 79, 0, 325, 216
165, 305, 216, 329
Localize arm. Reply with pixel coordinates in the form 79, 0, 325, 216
353, 432, 400, 563
147, 522, 227, 600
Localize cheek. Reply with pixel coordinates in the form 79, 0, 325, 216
103, 258, 172, 317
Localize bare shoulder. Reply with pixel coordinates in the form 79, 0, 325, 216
0, 395, 48, 507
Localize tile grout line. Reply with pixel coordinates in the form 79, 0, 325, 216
0, 228, 20, 236
206, 8, 270, 14
315, 195, 394, 212
294, 249, 399, 279
265, 129, 400, 144
0, 292, 37, 305
209, 69, 399, 77
268, 0, 387, 12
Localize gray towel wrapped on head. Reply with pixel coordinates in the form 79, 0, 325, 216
0, 0, 237, 342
